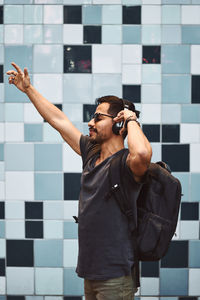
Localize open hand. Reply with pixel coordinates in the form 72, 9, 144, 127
7, 62, 31, 93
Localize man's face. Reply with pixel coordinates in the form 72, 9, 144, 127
88, 102, 114, 144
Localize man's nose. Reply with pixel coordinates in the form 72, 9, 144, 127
88, 118, 95, 127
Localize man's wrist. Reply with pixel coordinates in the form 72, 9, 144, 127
124, 118, 140, 129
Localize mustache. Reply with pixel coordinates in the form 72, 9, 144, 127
89, 126, 97, 133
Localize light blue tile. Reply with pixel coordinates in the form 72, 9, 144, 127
26, 297, 43, 300
142, 65, 161, 84
5, 201, 24, 219
0, 45, 4, 63
191, 173, 200, 202
182, 26, 200, 44
35, 173, 63, 200
0, 26, 3, 43
5, 103, 24, 122
162, 5, 180, 24
0, 84, 4, 102
160, 268, 188, 295
123, 0, 141, 3
0, 104, 4, 121
102, 5, 122, 24
44, 202, 64, 220
83, 5, 102, 25
93, 74, 122, 99
63, 104, 82, 122
189, 241, 200, 267
44, 25, 63, 43
35, 240, 63, 267
0, 144, 4, 161
0, 162, 4, 181
142, 85, 161, 103
43, 123, 63, 142
172, 173, 189, 202
160, 298, 178, 300
44, 220, 63, 238
102, 25, 121, 44
181, 105, 200, 123
162, 75, 191, 104
5, 0, 32, 3
0, 297, 6, 300
5, 46, 32, 103
162, 45, 190, 74
0, 239, 5, 257
63, 74, 92, 103
34, 144, 62, 171
122, 25, 141, 44
7, 267, 34, 294
24, 5, 43, 24
162, 25, 181, 44
24, 25, 43, 44
33, 45, 63, 73
63, 268, 84, 295
5, 144, 34, 171
142, 25, 161, 45
6, 220, 25, 238
162, 0, 190, 3
64, 221, 78, 239
141, 278, 159, 295
24, 124, 43, 142
4, 5, 23, 24
35, 268, 63, 295
0, 221, 5, 238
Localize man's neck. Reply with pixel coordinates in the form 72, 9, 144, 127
99, 138, 124, 162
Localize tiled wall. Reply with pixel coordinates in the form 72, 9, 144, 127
0, 0, 200, 298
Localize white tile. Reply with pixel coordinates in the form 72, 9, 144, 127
63, 143, 82, 173
142, 6, 161, 24
44, 201, 64, 220
142, 84, 161, 103
180, 124, 200, 143
140, 278, 159, 295
0, 123, 4, 142
182, 5, 200, 24
5, 123, 24, 142
0, 240, 5, 258
143, 0, 161, 3
189, 269, 200, 296
64, 0, 91, 3
7, 267, 34, 295
6, 220, 25, 239
92, 74, 122, 100
122, 45, 142, 64
64, 240, 78, 267
142, 65, 161, 84
5, 172, 34, 200
4, 25, 23, 44
5, 201, 24, 219
63, 104, 82, 122
180, 221, 199, 240
0, 277, 6, 295
64, 201, 79, 220
191, 45, 200, 74
190, 144, 200, 172
44, 220, 63, 239
24, 103, 43, 123
92, 45, 121, 73
122, 64, 141, 84
43, 5, 63, 24
43, 123, 63, 142
93, 0, 121, 3
63, 25, 83, 44
0, 182, 5, 200
141, 104, 161, 124
150, 143, 161, 162
33, 74, 63, 104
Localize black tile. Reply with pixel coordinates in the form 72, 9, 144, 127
84, 26, 101, 44
123, 85, 141, 103
123, 6, 141, 24
25, 202, 43, 219
64, 173, 81, 200
0, 202, 4, 219
142, 124, 160, 142
192, 75, 200, 103
63, 6, 82, 24
161, 241, 188, 268
162, 124, 180, 143
64, 298, 82, 300
142, 46, 161, 64
179, 298, 198, 300
0, 65, 3, 83
141, 261, 159, 277
0, 6, 3, 24
162, 144, 189, 172
44, 104, 62, 122
7, 297, 25, 300
25, 221, 43, 238
181, 203, 199, 220
83, 104, 96, 122
0, 258, 5, 276
64, 45, 92, 73
7, 240, 34, 267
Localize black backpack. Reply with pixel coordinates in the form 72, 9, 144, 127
108, 148, 182, 262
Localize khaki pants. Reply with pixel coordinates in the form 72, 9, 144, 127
84, 275, 138, 300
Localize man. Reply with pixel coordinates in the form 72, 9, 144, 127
7, 62, 152, 300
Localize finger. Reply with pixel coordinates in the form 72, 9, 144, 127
8, 76, 15, 84
24, 67, 29, 77
6, 70, 17, 76
11, 62, 23, 75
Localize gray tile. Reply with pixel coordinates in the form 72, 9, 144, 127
182, 25, 200, 44
162, 75, 191, 103
162, 45, 190, 74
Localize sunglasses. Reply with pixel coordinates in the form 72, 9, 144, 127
92, 113, 114, 123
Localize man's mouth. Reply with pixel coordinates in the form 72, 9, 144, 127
89, 128, 97, 136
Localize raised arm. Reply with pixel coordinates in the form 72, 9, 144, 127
7, 62, 81, 155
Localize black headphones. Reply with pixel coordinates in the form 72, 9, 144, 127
112, 99, 140, 135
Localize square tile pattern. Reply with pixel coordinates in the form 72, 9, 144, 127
0, 1, 200, 298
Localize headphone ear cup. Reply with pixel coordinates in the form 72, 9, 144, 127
112, 121, 124, 135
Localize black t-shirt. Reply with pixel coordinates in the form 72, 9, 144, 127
76, 135, 143, 280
